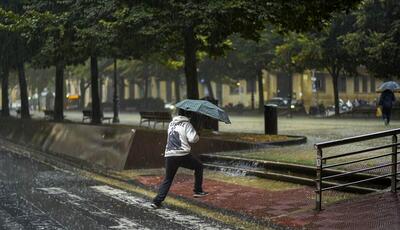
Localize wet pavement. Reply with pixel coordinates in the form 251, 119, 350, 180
0, 146, 237, 230
115, 168, 400, 230
275, 191, 400, 229
13, 112, 400, 229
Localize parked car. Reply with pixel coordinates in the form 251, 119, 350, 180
266, 97, 286, 106
266, 97, 297, 109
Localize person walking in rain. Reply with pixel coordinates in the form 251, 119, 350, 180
379, 89, 396, 125
151, 109, 208, 209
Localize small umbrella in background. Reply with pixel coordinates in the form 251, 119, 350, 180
175, 99, 231, 124
377, 81, 400, 92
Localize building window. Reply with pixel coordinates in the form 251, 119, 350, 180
370, 77, 375, 93
315, 73, 326, 92
246, 79, 256, 94
354, 76, 360, 93
338, 76, 347, 93
362, 76, 368, 93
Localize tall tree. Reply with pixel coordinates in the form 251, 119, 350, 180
308, 13, 358, 116
25, 0, 85, 121
0, 4, 39, 119
272, 32, 324, 117
69, 1, 117, 124
119, 0, 361, 100
229, 32, 283, 111
0, 29, 12, 117
344, 0, 400, 80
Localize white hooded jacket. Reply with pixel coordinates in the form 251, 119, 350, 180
164, 116, 199, 157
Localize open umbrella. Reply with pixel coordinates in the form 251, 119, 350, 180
377, 81, 400, 92
175, 99, 231, 124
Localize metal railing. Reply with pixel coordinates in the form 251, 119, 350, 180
315, 128, 400, 211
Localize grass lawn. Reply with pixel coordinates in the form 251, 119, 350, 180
219, 135, 394, 174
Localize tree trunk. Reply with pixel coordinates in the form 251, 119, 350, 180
129, 81, 135, 99
184, 26, 199, 99
144, 75, 149, 99
1, 65, 10, 117
37, 86, 43, 111
99, 77, 103, 105
119, 77, 125, 101
112, 59, 119, 123
250, 78, 255, 110
257, 69, 264, 112
287, 72, 293, 118
174, 77, 180, 102
166, 80, 172, 102
327, 65, 341, 116
90, 56, 101, 124
79, 79, 86, 109
332, 73, 340, 116
205, 79, 215, 99
17, 61, 30, 119
54, 63, 64, 121
216, 81, 223, 105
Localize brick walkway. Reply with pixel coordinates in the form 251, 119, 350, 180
277, 192, 400, 230
137, 174, 400, 230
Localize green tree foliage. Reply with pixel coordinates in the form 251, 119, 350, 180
0, 0, 362, 122
24, 1, 86, 120
299, 13, 357, 116
272, 33, 317, 115
230, 32, 283, 110
117, 0, 361, 100
344, 0, 400, 80
0, 2, 46, 119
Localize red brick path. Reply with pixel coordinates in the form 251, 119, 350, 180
137, 174, 400, 229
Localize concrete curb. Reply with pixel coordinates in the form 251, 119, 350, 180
265, 135, 307, 146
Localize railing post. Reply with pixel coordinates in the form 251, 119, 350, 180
316, 147, 323, 211
392, 134, 397, 193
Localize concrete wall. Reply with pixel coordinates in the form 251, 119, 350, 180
0, 118, 260, 170
125, 129, 255, 169
0, 118, 134, 170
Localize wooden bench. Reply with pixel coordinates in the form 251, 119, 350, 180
139, 111, 172, 128
82, 110, 112, 123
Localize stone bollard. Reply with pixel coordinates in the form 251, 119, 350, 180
264, 104, 278, 135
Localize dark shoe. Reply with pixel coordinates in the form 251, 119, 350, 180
193, 191, 209, 198
151, 202, 162, 209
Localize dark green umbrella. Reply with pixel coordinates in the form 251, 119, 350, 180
175, 99, 231, 124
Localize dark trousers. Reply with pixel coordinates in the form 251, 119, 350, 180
382, 106, 392, 123
153, 154, 204, 205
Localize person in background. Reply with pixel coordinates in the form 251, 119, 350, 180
151, 109, 208, 209
379, 89, 396, 126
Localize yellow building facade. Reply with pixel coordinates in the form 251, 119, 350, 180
82, 70, 385, 112
5, 69, 384, 113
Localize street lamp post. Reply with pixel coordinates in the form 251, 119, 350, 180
113, 59, 120, 123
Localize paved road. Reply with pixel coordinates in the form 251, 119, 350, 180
0, 145, 234, 230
